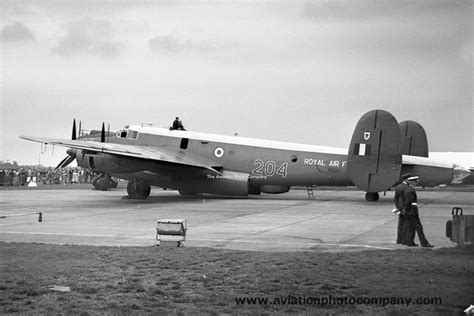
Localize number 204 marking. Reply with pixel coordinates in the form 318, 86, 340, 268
252, 160, 288, 178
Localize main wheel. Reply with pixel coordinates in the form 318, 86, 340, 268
365, 192, 380, 202
127, 180, 151, 199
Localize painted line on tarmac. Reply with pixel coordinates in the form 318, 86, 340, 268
0, 231, 151, 239
316, 243, 394, 250
190, 238, 394, 250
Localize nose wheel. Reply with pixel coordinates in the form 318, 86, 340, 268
127, 179, 151, 199
365, 192, 379, 202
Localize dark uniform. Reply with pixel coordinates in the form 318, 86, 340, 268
394, 181, 409, 244
171, 117, 180, 130
171, 117, 185, 131
404, 184, 433, 247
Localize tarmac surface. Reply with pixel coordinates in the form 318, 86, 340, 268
1, 185, 472, 252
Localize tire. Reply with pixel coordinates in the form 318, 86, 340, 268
365, 192, 380, 202
127, 180, 151, 199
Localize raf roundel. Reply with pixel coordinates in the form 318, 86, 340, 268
214, 147, 225, 158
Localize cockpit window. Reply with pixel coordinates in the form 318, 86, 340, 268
127, 130, 138, 139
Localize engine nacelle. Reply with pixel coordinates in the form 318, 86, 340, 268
175, 171, 250, 196
260, 185, 290, 194
77, 151, 154, 174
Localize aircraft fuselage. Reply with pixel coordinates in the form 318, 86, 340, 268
76, 125, 455, 194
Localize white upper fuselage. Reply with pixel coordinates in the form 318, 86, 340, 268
126, 125, 349, 156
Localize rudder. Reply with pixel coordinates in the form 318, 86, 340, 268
347, 109, 403, 193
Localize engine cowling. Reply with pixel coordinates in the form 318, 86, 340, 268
77, 151, 154, 174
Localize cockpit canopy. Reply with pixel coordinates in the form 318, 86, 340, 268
116, 126, 139, 140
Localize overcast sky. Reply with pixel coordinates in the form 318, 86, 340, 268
1, 0, 472, 167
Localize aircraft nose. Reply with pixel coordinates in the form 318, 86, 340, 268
451, 164, 472, 184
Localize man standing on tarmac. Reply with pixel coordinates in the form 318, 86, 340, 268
404, 176, 434, 248
393, 176, 410, 245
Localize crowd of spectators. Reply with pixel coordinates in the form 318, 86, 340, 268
0, 167, 98, 186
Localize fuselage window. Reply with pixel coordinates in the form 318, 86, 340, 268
180, 138, 189, 150
127, 130, 138, 140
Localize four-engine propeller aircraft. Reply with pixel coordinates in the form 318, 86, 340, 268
20, 109, 471, 201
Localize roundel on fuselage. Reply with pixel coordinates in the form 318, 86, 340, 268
214, 147, 224, 158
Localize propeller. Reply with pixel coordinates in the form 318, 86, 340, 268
101, 122, 105, 143
54, 148, 76, 170
72, 119, 77, 140
55, 149, 76, 169
56, 119, 79, 170
56, 120, 108, 169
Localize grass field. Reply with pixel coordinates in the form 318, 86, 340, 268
0, 242, 472, 315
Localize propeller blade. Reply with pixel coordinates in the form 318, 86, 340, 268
55, 155, 75, 170
78, 121, 82, 138
55, 148, 77, 170
101, 122, 105, 143
72, 119, 77, 140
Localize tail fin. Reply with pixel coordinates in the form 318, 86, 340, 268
399, 121, 428, 157
347, 109, 403, 192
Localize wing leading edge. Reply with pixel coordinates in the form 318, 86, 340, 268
20, 135, 223, 175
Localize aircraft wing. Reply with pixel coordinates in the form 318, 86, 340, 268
19, 135, 223, 175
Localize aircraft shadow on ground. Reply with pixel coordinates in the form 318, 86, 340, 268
111, 192, 385, 205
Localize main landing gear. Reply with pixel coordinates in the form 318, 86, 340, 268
127, 179, 151, 199
365, 192, 380, 202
